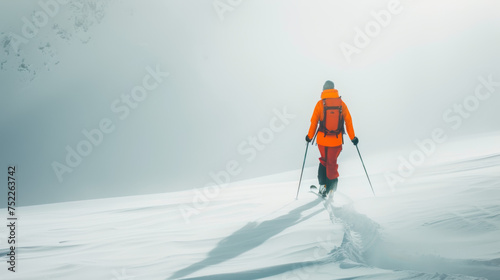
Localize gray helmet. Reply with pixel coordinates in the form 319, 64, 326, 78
323, 80, 335, 90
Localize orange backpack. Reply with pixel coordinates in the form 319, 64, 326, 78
319, 98, 345, 137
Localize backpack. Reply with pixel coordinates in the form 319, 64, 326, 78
319, 98, 345, 137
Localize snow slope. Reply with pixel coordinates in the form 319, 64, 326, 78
1, 133, 500, 280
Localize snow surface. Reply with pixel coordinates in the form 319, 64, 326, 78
1, 133, 500, 280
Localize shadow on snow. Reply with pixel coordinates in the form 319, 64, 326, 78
168, 199, 323, 279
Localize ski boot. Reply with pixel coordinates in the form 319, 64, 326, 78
325, 178, 338, 198
318, 185, 327, 198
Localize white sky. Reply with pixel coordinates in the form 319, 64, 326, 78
1, 0, 499, 206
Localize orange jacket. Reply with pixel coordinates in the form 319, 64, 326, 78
307, 89, 355, 147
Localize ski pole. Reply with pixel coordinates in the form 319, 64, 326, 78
355, 145, 375, 196
296, 141, 310, 200
311, 129, 319, 146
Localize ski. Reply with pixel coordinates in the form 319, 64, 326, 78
311, 185, 336, 202
310, 191, 324, 199
310, 185, 327, 199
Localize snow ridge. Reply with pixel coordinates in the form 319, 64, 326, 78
324, 199, 381, 268
321, 197, 492, 280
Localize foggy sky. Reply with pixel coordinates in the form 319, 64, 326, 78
1, 0, 499, 206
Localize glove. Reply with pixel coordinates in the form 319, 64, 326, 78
305, 135, 312, 142
352, 137, 359, 146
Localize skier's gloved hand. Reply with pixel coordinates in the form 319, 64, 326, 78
305, 135, 312, 142
352, 137, 359, 146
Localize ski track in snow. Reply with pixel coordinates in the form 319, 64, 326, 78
322, 153, 500, 280
324, 201, 498, 280
1, 136, 500, 280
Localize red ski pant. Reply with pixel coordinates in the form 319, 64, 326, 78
318, 145, 342, 180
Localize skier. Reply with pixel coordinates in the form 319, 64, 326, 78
306, 80, 358, 198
